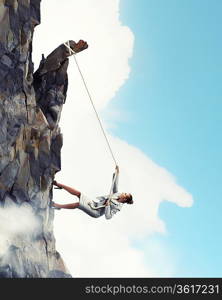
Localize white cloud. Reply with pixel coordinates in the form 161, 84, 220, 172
33, 0, 193, 277
0, 202, 40, 257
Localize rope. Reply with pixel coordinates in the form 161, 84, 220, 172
64, 41, 118, 167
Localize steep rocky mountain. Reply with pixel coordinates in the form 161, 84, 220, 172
0, 0, 87, 278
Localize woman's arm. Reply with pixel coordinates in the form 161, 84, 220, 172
112, 166, 119, 194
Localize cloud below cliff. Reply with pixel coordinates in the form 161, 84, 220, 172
33, 0, 193, 277
0, 202, 41, 257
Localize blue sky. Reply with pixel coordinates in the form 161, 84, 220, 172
106, 0, 222, 277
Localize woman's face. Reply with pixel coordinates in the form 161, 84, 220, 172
120, 193, 131, 202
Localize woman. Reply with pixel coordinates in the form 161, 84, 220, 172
51, 166, 133, 219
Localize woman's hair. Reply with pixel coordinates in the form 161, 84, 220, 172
126, 193, 133, 204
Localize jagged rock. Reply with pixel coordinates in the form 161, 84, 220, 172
0, 0, 87, 277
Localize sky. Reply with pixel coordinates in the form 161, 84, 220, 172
33, 0, 221, 277
118, 0, 222, 277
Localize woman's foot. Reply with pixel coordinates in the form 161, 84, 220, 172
53, 180, 62, 189
50, 201, 61, 210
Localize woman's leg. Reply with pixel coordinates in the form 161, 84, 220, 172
52, 201, 80, 209
53, 181, 81, 198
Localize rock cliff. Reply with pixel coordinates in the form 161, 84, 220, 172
0, 0, 87, 278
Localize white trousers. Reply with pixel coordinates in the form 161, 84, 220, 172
78, 193, 104, 218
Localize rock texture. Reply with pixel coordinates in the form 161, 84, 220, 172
0, 0, 87, 277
